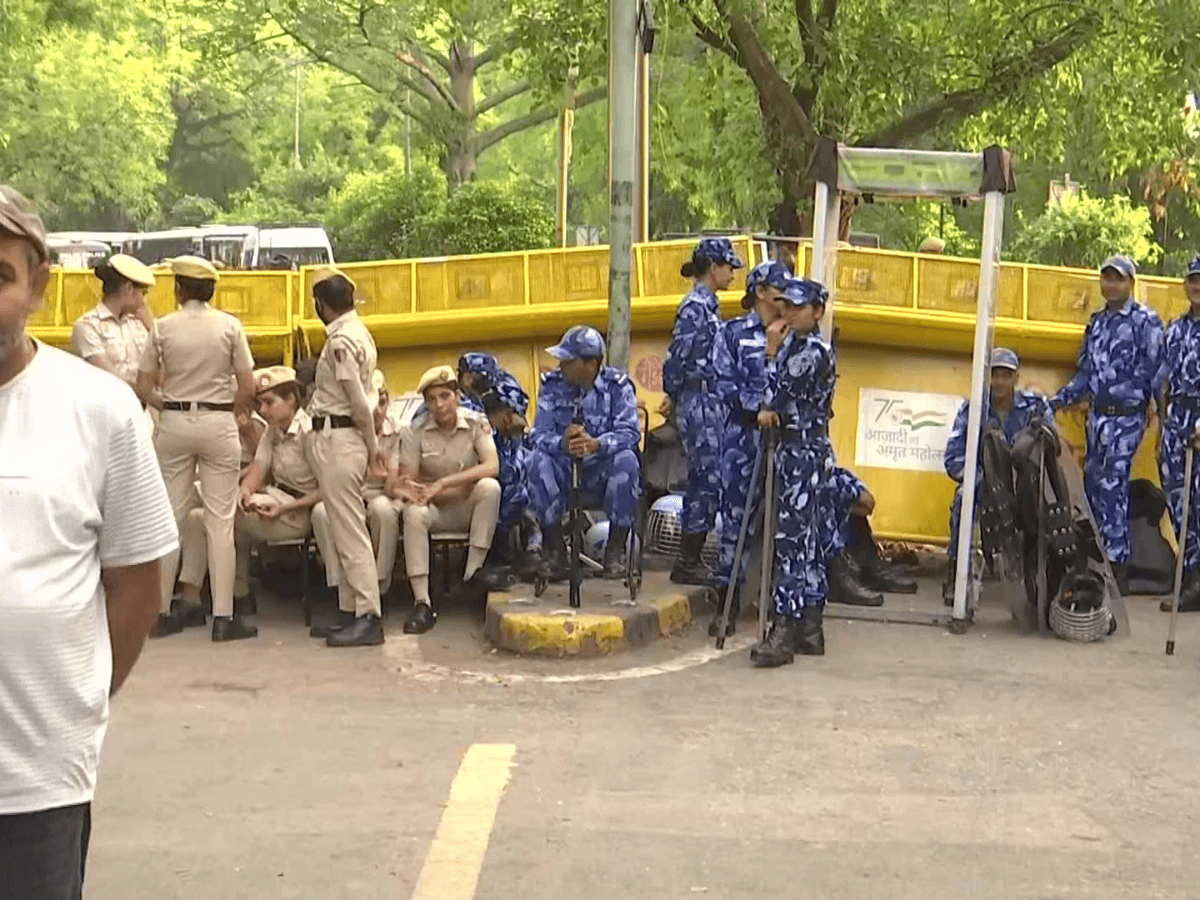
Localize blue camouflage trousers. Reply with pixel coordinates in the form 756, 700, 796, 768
527, 448, 640, 531
772, 442, 831, 617
1085, 412, 1145, 564
822, 466, 866, 558
1159, 415, 1200, 573
676, 388, 722, 533
716, 422, 763, 587
497, 437, 529, 528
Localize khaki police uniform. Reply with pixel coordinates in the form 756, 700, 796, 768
400, 406, 501, 586
139, 256, 254, 617
306, 304, 381, 618
364, 373, 406, 594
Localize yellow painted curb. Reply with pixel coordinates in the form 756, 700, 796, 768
653, 594, 692, 636
498, 611, 627, 656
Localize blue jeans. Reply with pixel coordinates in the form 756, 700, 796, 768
0, 802, 91, 900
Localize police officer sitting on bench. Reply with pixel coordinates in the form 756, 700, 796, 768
526, 326, 641, 579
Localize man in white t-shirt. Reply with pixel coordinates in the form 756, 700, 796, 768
0, 185, 179, 899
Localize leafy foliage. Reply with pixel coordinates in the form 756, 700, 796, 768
434, 180, 555, 255
325, 159, 447, 261
1009, 192, 1161, 270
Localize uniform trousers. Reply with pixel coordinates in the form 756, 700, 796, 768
676, 388, 722, 533
772, 442, 832, 617
307, 427, 381, 617
155, 410, 240, 616
402, 479, 501, 578
366, 489, 405, 594
1085, 411, 1145, 564
1159, 407, 1200, 573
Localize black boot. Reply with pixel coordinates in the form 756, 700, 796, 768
212, 615, 258, 642
150, 611, 184, 638
538, 525, 569, 583
310, 607, 356, 639
478, 564, 518, 591
707, 584, 740, 637
671, 532, 712, 585
860, 556, 918, 594
601, 527, 630, 579
327, 614, 385, 647
793, 606, 825, 656
402, 602, 437, 634
233, 590, 257, 617
828, 553, 884, 607
750, 617, 799, 668
1161, 572, 1200, 612
178, 603, 207, 628
942, 568, 957, 607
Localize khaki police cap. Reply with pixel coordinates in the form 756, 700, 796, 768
417, 365, 457, 394
313, 265, 357, 292
0, 185, 48, 263
254, 365, 297, 395
372, 369, 388, 396
107, 253, 156, 288
919, 236, 946, 254
169, 255, 220, 282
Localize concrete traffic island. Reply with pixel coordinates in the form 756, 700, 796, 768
484, 572, 706, 657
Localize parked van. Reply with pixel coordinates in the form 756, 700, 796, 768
240, 227, 334, 269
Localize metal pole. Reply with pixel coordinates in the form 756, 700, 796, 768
810, 180, 841, 343
557, 69, 577, 248
293, 63, 302, 170
607, 0, 637, 371
637, 50, 651, 244
951, 189, 1004, 626
1167, 443, 1193, 655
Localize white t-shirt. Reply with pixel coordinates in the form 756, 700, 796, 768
0, 341, 178, 815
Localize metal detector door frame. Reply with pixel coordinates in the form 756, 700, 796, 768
807, 140, 1014, 631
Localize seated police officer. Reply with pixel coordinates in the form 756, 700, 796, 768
943, 347, 1052, 603
527, 326, 641, 579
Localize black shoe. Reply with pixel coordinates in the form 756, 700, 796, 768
402, 603, 437, 635
212, 615, 258, 642
478, 565, 518, 591
327, 614, 385, 647
750, 617, 799, 668
601, 526, 630, 580
828, 553, 884, 607
234, 592, 257, 617
860, 557, 918, 594
178, 603, 207, 628
670, 532, 712, 585
150, 611, 184, 638
793, 607, 825, 656
707, 585, 740, 637
310, 609, 356, 638
942, 570, 957, 607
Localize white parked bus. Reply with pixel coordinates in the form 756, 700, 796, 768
121, 225, 334, 270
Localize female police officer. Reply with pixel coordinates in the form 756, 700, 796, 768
662, 237, 743, 585
136, 256, 256, 641
751, 277, 836, 668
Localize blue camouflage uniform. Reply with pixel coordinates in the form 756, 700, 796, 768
528, 327, 642, 532
1050, 256, 1165, 565
712, 260, 790, 587
663, 237, 744, 534
944, 376, 1053, 559
763, 279, 836, 617
1158, 260, 1200, 573
458, 352, 532, 532
823, 466, 868, 559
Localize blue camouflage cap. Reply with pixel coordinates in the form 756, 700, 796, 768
746, 260, 792, 293
1099, 255, 1136, 278
694, 236, 745, 269
458, 351, 500, 380
1186, 255, 1200, 278
780, 277, 828, 307
990, 347, 1020, 370
546, 325, 606, 360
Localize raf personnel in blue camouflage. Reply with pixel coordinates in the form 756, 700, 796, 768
1157, 255, 1200, 612
458, 352, 539, 585
942, 347, 1053, 603
661, 236, 743, 586
750, 277, 836, 669
527, 326, 642, 579
1050, 255, 1165, 594
710, 259, 790, 621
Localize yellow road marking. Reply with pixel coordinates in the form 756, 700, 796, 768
410, 743, 517, 900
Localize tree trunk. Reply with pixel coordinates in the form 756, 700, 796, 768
443, 39, 477, 186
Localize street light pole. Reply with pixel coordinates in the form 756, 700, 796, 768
606, 0, 638, 371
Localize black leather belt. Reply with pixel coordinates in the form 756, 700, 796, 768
311, 414, 355, 430
733, 409, 759, 428
1170, 395, 1200, 410
683, 378, 706, 391
779, 425, 829, 443
275, 482, 305, 499
162, 401, 234, 412
1092, 402, 1143, 417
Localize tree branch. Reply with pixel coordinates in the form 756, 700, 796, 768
856, 16, 1099, 148
795, 0, 815, 70
475, 85, 606, 154
817, 0, 838, 32
396, 48, 458, 110
474, 36, 519, 71
476, 79, 533, 117
686, 7, 741, 64
725, 14, 817, 144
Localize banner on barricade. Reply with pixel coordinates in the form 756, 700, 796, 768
854, 387, 962, 473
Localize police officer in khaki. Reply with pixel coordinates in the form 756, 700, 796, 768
306, 266, 387, 647
390, 365, 500, 634
365, 369, 407, 598
136, 255, 256, 642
